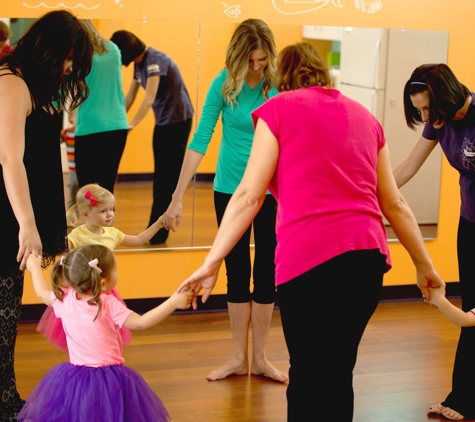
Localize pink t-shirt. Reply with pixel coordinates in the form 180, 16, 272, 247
51, 287, 133, 367
252, 86, 391, 285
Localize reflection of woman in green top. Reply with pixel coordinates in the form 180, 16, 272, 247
164, 19, 288, 382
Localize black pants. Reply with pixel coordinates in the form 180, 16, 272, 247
442, 216, 475, 418
277, 249, 386, 421
75, 129, 128, 194
148, 119, 192, 244
0, 260, 25, 420
214, 191, 277, 304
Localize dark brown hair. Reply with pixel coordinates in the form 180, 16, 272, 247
403, 63, 470, 130
110, 30, 146, 66
0, 10, 93, 113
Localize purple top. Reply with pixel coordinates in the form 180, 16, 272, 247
423, 93, 475, 223
134, 47, 194, 125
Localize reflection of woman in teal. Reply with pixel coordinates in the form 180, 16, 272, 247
164, 19, 288, 382
74, 20, 128, 194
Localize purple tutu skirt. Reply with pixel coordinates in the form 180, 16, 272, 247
18, 363, 171, 422
36, 288, 132, 349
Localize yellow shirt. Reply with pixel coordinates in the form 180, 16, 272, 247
68, 225, 125, 250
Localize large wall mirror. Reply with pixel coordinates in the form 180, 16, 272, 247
2, 17, 448, 250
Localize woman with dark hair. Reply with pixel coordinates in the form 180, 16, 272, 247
395, 63, 475, 420
164, 19, 286, 382
0, 10, 92, 419
110, 29, 194, 244
177, 43, 443, 420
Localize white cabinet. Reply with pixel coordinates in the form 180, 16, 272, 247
302, 25, 342, 41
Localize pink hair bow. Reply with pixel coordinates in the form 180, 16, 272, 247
84, 191, 98, 207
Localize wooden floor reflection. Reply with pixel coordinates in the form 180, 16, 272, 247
17, 299, 472, 421
110, 179, 437, 250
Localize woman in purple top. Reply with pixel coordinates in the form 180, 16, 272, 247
177, 43, 444, 421
395, 63, 475, 421
110, 30, 194, 244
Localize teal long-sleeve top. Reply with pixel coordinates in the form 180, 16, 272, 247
188, 69, 278, 194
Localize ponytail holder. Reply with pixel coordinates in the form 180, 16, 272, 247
88, 259, 102, 273
85, 191, 98, 207
59, 256, 66, 266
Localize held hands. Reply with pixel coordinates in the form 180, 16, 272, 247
163, 198, 183, 232
26, 253, 42, 274
177, 260, 222, 310
18, 226, 42, 270
170, 291, 194, 310
424, 285, 446, 308
417, 267, 445, 301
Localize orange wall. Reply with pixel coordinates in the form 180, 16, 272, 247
2, 0, 467, 303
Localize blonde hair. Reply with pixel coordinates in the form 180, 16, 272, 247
222, 19, 277, 105
276, 42, 331, 92
51, 245, 116, 320
67, 184, 115, 227
79, 19, 109, 55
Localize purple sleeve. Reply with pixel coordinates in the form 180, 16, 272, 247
422, 123, 439, 140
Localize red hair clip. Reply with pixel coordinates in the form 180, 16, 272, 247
84, 191, 98, 207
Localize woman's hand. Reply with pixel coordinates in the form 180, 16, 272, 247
417, 267, 445, 301
18, 224, 42, 270
177, 260, 222, 310
163, 198, 183, 231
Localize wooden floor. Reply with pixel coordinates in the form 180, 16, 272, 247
16, 298, 474, 421
63, 175, 438, 251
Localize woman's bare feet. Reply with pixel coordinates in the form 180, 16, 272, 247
428, 404, 464, 420
206, 358, 249, 381
250, 358, 289, 383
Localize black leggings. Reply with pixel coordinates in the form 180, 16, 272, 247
214, 191, 277, 304
0, 260, 25, 419
148, 119, 192, 243
278, 249, 386, 421
75, 129, 128, 194
442, 216, 475, 418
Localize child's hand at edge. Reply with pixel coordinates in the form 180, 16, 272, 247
170, 291, 193, 310
156, 214, 166, 229
26, 254, 42, 273
425, 285, 446, 308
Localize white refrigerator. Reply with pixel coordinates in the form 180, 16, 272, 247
336, 27, 449, 225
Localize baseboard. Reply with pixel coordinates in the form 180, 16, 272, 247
20, 281, 461, 323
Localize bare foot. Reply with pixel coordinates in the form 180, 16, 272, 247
428, 404, 464, 420
250, 358, 289, 383
206, 358, 249, 381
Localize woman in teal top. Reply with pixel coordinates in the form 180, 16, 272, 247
164, 19, 288, 383
74, 20, 129, 194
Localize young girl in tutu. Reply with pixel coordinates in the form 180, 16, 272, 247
21, 244, 192, 421
37, 183, 166, 349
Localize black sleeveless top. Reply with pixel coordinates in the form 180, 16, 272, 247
0, 72, 68, 267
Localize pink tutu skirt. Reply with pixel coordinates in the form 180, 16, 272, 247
18, 363, 171, 422
36, 288, 132, 349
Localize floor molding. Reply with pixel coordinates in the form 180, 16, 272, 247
20, 281, 460, 323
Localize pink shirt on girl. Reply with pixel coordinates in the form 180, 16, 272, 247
51, 287, 133, 367
252, 86, 391, 285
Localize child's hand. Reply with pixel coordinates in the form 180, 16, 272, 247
425, 285, 446, 308
170, 291, 194, 310
156, 214, 166, 228
26, 254, 42, 273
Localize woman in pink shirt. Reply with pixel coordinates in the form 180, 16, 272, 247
177, 43, 444, 421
